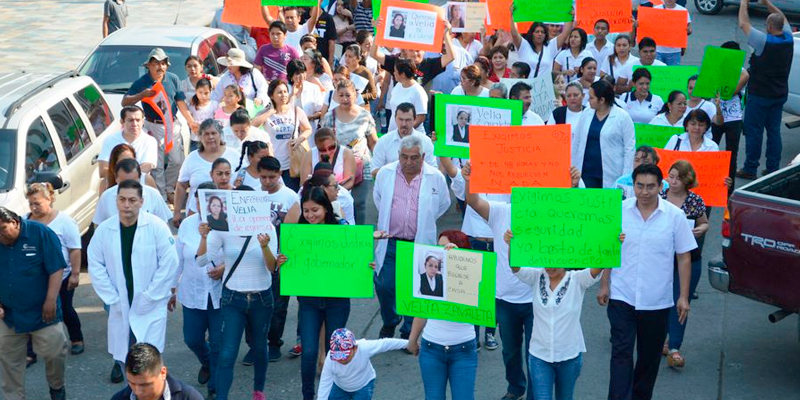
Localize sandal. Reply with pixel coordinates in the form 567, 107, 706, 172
667, 350, 685, 368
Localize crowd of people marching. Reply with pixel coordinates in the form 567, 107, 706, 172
0, 0, 794, 399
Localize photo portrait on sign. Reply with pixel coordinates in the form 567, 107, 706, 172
413, 247, 447, 300
447, 3, 466, 29
383, 6, 438, 46
200, 191, 230, 232
388, 11, 406, 38
451, 108, 471, 145
444, 104, 513, 147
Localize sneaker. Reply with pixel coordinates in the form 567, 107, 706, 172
736, 169, 757, 180
198, 364, 211, 385
484, 333, 499, 350
49, 387, 66, 400
500, 393, 524, 400
70, 342, 84, 355
26, 355, 37, 369
242, 349, 255, 366
378, 325, 395, 339
268, 346, 282, 362
252, 390, 266, 400
289, 344, 303, 357
110, 362, 123, 383
691, 291, 699, 300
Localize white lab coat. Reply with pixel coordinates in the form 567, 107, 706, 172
373, 162, 451, 274
571, 105, 636, 188
88, 212, 179, 362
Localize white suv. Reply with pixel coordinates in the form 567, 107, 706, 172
0, 71, 117, 233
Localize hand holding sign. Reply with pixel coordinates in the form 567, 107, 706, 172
376, 0, 445, 52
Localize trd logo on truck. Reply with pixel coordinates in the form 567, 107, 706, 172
741, 233, 800, 255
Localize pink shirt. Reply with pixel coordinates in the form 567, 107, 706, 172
388, 167, 421, 240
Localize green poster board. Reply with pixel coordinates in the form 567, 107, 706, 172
510, 188, 621, 268
396, 241, 497, 327
373, 0, 429, 20
262, 0, 318, 7
433, 94, 523, 159
633, 65, 698, 103
512, 0, 572, 23
279, 224, 375, 298
693, 46, 746, 100
634, 123, 683, 149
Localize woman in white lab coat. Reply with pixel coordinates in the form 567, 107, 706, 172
572, 80, 636, 188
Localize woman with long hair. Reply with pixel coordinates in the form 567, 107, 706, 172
599, 35, 638, 95
300, 127, 357, 190
511, 16, 572, 79
649, 90, 688, 128
100, 143, 157, 193
553, 28, 592, 84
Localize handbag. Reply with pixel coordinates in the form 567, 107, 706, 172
333, 108, 364, 185
222, 236, 253, 289
289, 106, 310, 178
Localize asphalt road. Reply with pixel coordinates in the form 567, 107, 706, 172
7, 1, 800, 400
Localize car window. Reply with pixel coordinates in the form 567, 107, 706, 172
25, 117, 61, 183
198, 39, 219, 76
78, 46, 190, 93
211, 35, 235, 72
74, 84, 114, 137
47, 100, 91, 163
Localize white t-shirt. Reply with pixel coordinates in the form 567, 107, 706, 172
664, 133, 719, 152
98, 131, 159, 167
286, 22, 312, 53
588, 40, 614, 65
450, 86, 490, 97
599, 55, 639, 82
223, 125, 272, 155
27, 212, 81, 278
336, 186, 355, 225
488, 202, 534, 303
648, 112, 685, 128
421, 319, 476, 346
617, 58, 667, 82
178, 147, 242, 213
198, 229, 277, 292
93, 184, 172, 225
291, 83, 324, 139
522, 109, 545, 126
387, 82, 428, 132
260, 185, 300, 233
262, 106, 311, 170
654, 4, 691, 54
324, 89, 366, 111
317, 339, 408, 399
621, 92, 665, 124
546, 108, 582, 126
554, 49, 594, 83
453, 39, 484, 62
517, 39, 560, 79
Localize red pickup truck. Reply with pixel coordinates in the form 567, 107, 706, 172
708, 163, 800, 327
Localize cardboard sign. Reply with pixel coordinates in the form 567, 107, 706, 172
512, 0, 572, 23
373, 0, 428, 20
501, 75, 556, 122
141, 81, 174, 153
396, 241, 497, 326
279, 224, 375, 298
262, 0, 317, 6
693, 46, 747, 100
222, 0, 271, 28
510, 188, 622, 268
633, 65, 698, 102
198, 189, 282, 235
376, 0, 444, 52
433, 94, 523, 159
575, 0, 633, 33
469, 125, 572, 194
448, 2, 487, 33
655, 149, 732, 207
636, 7, 688, 48
481, 0, 511, 33
634, 123, 684, 149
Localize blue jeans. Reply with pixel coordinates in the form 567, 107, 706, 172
496, 299, 534, 399
656, 52, 681, 66
216, 288, 274, 400
329, 379, 375, 400
743, 93, 787, 174
268, 270, 290, 349
298, 297, 351, 400
668, 259, 702, 350
529, 353, 583, 400
375, 239, 413, 335
419, 338, 478, 400
183, 296, 222, 392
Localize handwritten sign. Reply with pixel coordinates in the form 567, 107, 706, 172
373, 0, 428, 20
633, 65, 698, 102
634, 123, 684, 149
376, 0, 444, 52
222, 0, 271, 28
433, 94, 523, 159
198, 190, 279, 235
637, 7, 688, 48
396, 241, 496, 326
575, 0, 632, 33
141, 81, 174, 153
279, 224, 374, 298
654, 149, 732, 207
510, 188, 621, 268
513, 0, 572, 23
448, 2, 488, 33
470, 125, 572, 194
693, 46, 746, 100
501, 75, 555, 123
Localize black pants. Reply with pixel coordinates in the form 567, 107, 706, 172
268, 270, 291, 348
712, 120, 743, 195
607, 300, 669, 400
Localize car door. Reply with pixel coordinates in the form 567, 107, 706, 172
23, 116, 68, 213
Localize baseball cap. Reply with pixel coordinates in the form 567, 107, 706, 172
144, 48, 170, 65
329, 328, 356, 361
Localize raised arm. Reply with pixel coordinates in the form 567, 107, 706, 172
762, 0, 788, 26
555, 19, 574, 49
307, 1, 322, 32
440, 22, 455, 68
739, 0, 752, 36
261, 6, 277, 25
462, 161, 490, 221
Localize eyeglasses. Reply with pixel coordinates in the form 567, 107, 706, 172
317, 144, 337, 152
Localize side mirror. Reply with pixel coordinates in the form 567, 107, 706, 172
32, 171, 64, 190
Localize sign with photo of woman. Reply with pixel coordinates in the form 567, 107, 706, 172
376, 0, 446, 52
434, 94, 523, 159
198, 189, 279, 235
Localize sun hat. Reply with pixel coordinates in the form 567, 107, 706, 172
329, 328, 356, 361
217, 48, 253, 69
143, 48, 170, 66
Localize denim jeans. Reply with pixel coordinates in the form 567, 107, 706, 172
216, 288, 274, 400
667, 259, 702, 350
298, 297, 351, 400
419, 338, 478, 400
375, 239, 413, 335
529, 353, 583, 400
329, 379, 375, 400
496, 299, 534, 399
656, 52, 681, 66
183, 296, 222, 392
268, 270, 290, 349
742, 93, 787, 174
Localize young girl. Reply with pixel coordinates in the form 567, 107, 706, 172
234, 140, 272, 190
215, 84, 246, 129
189, 78, 217, 151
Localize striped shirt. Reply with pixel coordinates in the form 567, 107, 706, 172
354, 4, 373, 33
254, 44, 302, 82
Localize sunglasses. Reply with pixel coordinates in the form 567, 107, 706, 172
317, 144, 337, 152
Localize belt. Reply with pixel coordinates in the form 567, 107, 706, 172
145, 116, 164, 124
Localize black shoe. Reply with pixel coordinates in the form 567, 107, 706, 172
207, 389, 216, 400
400, 332, 410, 340
269, 346, 282, 362
242, 349, 255, 366
110, 362, 124, 383
198, 364, 211, 385
500, 393, 524, 400
26, 356, 37, 369
379, 325, 395, 339
49, 387, 66, 400
736, 169, 757, 180
70, 343, 84, 355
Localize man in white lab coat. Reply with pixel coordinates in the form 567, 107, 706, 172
373, 135, 451, 339
88, 179, 179, 381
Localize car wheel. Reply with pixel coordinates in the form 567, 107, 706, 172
695, 0, 724, 15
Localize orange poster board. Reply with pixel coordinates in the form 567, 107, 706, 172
576, 0, 633, 34
376, 0, 445, 52
636, 7, 688, 48
655, 149, 732, 207
222, 0, 271, 28
141, 81, 175, 153
470, 125, 572, 194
